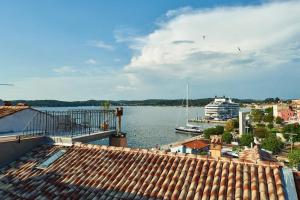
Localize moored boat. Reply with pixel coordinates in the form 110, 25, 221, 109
175, 84, 203, 135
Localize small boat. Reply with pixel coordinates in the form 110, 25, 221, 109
175, 84, 203, 135
175, 125, 203, 135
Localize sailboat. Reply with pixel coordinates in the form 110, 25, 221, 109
175, 84, 203, 135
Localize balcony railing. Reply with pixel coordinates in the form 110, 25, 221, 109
22, 109, 117, 137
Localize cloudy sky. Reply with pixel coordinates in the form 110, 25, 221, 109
0, 0, 299, 100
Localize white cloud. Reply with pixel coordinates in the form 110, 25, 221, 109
85, 59, 97, 65
125, 1, 300, 79
114, 27, 139, 43
86, 40, 114, 50
3, 1, 300, 100
53, 66, 77, 74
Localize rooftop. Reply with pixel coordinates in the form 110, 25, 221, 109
0, 105, 30, 119
182, 139, 209, 149
239, 145, 277, 163
0, 143, 291, 199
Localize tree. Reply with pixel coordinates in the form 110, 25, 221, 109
261, 135, 284, 154
240, 134, 254, 147
225, 120, 235, 132
275, 116, 283, 125
102, 100, 111, 110
253, 127, 268, 138
222, 132, 233, 144
265, 107, 273, 114
263, 113, 274, 123
215, 125, 224, 135
203, 126, 224, 139
203, 128, 217, 139
288, 149, 300, 168
232, 119, 239, 129
267, 123, 274, 129
250, 109, 264, 123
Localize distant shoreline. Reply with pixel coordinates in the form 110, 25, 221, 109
7, 98, 283, 107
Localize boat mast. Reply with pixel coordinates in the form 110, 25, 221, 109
186, 83, 189, 125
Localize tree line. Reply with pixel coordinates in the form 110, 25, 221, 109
9, 98, 286, 107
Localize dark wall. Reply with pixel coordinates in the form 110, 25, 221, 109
0, 136, 49, 167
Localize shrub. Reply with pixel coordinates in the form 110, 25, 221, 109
261, 135, 284, 154
288, 149, 300, 168
263, 113, 274, 123
225, 120, 235, 132
240, 134, 254, 147
250, 109, 264, 123
203, 126, 224, 139
275, 116, 283, 124
253, 127, 268, 138
222, 132, 233, 144
267, 123, 274, 129
215, 125, 224, 135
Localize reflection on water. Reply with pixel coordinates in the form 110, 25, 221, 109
37, 106, 230, 148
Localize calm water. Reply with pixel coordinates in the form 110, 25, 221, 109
37, 106, 212, 148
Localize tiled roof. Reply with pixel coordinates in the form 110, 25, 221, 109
0, 143, 287, 200
239, 145, 277, 163
0, 106, 29, 118
182, 139, 209, 149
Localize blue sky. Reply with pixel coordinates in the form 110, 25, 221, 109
0, 0, 299, 100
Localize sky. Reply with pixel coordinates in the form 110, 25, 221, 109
0, 0, 299, 101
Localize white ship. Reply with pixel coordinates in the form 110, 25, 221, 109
204, 97, 239, 120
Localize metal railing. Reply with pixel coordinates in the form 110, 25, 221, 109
22, 109, 117, 137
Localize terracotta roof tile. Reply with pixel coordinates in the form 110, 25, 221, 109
182, 139, 209, 149
239, 145, 277, 164
0, 106, 30, 118
0, 143, 290, 199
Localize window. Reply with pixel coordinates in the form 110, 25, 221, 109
37, 149, 66, 169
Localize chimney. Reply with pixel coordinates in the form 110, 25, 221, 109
209, 135, 222, 159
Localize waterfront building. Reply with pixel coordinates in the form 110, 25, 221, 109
0, 142, 298, 199
170, 139, 209, 154
204, 97, 239, 119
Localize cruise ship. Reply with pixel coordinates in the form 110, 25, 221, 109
204, 97, 239, 120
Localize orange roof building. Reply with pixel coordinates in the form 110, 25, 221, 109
182, 139, 209, 149
0, 142, 298, 199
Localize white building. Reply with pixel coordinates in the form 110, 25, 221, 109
0, 105, 44, 135
170, 139, 209, 154
239, 111, 250, 136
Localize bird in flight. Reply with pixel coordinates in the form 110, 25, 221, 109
237, 47, 241, 52
203, 35, 206, 40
